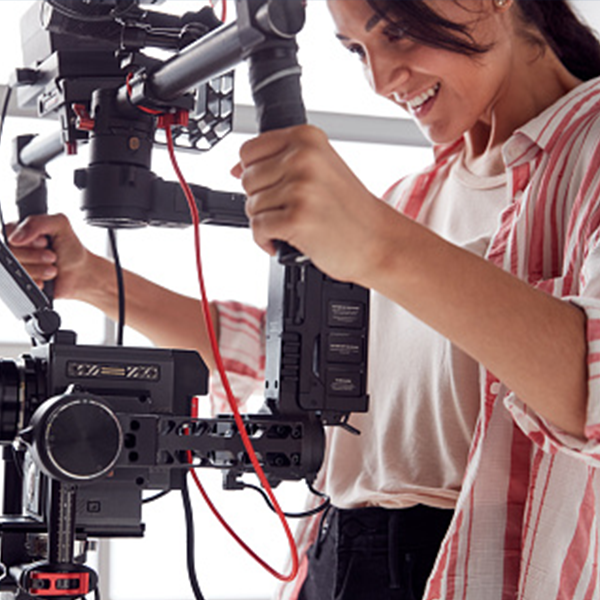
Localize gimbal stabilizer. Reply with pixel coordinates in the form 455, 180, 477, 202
0, 1, 370, 597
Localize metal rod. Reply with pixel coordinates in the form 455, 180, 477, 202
148, 21, 244, 102
47, 481, 76, 565
18, 131, 64, 169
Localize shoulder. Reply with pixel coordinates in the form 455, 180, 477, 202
510, 79, 600, 193
533, 78, 600, 158
383, 139, 463, 213
546, 102, 600, 186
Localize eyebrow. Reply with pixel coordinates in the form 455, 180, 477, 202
335, 13, 382, 42
365, 14, 382, 32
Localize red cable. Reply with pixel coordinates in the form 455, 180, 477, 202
208, 0, 227, 22
164, 120, 299, 582
185, 405, 290, 578
125, 73, 163, 115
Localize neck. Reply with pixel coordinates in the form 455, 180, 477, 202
464, 50, 582, 177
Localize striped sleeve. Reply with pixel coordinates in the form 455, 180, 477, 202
209, 300, 266, 414
575, 287, 600, 442
502, 297, 600, 463
490, 100, 600, 463
503, 201, 600, 463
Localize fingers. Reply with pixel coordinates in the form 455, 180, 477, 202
235, 125, 326, 189
6, 232, 58, 288
248, 202, 293, 257
235, 133, 293, 198
234, 125, 337, 260
8, 213, 71, 247
6, 214, 82, 295
10, 244, 56, 269
238, 128, 293, 169
242, 158, 286, 199
240, 126, 326, 213
20, 262, 57, 286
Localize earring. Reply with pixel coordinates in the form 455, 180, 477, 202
494, 0, 510, 7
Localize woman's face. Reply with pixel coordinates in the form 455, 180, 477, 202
327, 0, 515, 145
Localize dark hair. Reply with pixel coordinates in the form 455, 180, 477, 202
516, 1, 600, 80
365, 0, 600, 80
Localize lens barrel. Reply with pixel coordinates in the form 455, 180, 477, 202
0, 356, 47, 444
0, 360, 22, 444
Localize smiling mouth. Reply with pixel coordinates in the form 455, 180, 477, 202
406, 82, 441, 111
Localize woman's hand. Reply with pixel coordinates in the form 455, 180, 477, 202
233, 126, 590, 438
7, 213, 99, 301
8, 213, 221, 366
232, 124, 395, 285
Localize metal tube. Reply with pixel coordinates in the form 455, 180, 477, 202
148, 21, 244, 102
18, 132, 64, 169
47, 481, 76, 565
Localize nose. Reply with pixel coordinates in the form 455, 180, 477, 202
365, 48, 409, 98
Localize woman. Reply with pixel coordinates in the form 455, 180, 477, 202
9, 1, 600, 598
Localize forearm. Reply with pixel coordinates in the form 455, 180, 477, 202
237, 125, 588, 436
75, 253, 219, 370
363, 211, 588, 438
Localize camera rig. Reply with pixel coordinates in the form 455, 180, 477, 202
0, 1, 371, 598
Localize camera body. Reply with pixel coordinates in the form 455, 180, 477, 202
2, 329, 208, 538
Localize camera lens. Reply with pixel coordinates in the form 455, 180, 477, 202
0, 360, 21, 444
0, 356, 46, 444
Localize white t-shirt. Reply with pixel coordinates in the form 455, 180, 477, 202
323, 152, 508, 509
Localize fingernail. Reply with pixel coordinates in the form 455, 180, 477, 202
41, 251, 56, 264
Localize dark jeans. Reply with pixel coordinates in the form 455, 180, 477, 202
298, 505, 453, 600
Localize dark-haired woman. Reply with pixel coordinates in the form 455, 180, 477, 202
233, 0, 600, 598
9, 0, 600, 599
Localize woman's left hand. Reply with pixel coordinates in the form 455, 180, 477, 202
232, 124, 395, 284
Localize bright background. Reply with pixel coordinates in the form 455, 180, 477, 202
0, 1, 599, 599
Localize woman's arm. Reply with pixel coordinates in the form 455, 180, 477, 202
236, 125, 588, 438
369, 213, 587, 439
8, 213, 220, 371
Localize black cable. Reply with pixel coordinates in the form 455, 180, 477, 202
181, 473, 206, 600
312, 500, 333, 558
107, 229, 125, 346
242, 479, 331, 519
0, 85, 12, 243
142, 489, 171, 504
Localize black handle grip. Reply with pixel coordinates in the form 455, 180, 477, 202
248, 37, 307, 264
16, 169, 55, 302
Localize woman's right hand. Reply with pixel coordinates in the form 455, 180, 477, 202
7, 213, 99, 301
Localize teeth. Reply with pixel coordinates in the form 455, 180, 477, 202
407, 83, 440, 110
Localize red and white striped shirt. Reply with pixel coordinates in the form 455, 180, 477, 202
214, 77, 600, 599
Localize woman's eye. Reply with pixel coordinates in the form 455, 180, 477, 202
383, 25, 407, 43
347, 44, 366, 60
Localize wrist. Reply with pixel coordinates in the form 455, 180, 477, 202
69, 252, 116, 306
353, 203, 412, 290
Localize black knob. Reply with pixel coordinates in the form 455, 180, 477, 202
25, 389, 123, 482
